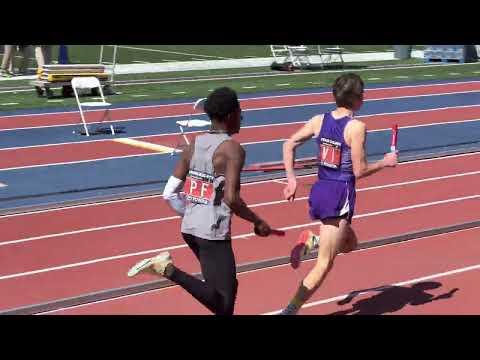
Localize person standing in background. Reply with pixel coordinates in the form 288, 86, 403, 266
1, 45, 15, 77
35, 45, 52, 70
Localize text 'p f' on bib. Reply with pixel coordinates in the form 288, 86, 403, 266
184, 170, 215, 205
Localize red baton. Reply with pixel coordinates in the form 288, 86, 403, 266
390, 124, 399, 152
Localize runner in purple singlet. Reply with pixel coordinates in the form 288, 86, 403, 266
280, 73, 398, 315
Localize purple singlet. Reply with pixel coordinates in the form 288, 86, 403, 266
308, 112, 356, 223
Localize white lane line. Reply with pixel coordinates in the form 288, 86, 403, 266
1, 193, 479, 281
0, 174, 317, 219
100, 65, 480, 88
0, 119, 476, 171
242, 86, 257, 89
1, 150, 479, 219
0, 182, 7, 188
1, 79, 479, 120
111, 45, 231, 60
275, 83, 291, 86
6, 170, 480, 246
5, 100, 480, 169
39, 226, 480, 314
0, 152, 161, 172
2, 88, 480, 134
3, 107, 480, 172
0, 216, 179, 246
263, 261, 480, 315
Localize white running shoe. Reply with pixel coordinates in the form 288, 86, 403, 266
127, 252, 173, 277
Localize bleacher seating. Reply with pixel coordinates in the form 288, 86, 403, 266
424, 45, 477, 63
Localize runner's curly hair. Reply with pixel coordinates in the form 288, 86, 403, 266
204, 87, 240, 122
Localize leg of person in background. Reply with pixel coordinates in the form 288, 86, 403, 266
18, 45, 32, 75
35, 45, 45, 71
43, 45, 52, 65
1, 45, 15, 77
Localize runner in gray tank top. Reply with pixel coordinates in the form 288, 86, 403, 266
127, 87, 275, 315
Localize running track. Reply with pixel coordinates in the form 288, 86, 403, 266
48, 226, 480, 315
2, 80, 480, 211
3, 80, 480, 130
2, 79, 480, 314
2, 152, 480, 312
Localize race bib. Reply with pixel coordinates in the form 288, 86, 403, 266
184, 170, 215, 205
318, 137, 342, 169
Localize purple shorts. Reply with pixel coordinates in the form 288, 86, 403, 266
308, 178, 356, 223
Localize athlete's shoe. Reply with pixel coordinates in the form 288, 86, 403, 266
127, 252, 173, 277
289, 230, 320, 269
0, 69, 14, 78
280, 304, 300, 315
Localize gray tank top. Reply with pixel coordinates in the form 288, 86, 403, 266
181, 132, 233, 240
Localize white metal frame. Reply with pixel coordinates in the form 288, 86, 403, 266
270, 45, 312, 67
99, 45, 118, 83
270, 45, 344, 68
317, 46, 344, 68
270, 45, 291, 63
172, 98, 211, 154
71, 77, 112, 137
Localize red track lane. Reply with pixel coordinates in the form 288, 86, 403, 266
300, 269, 477, 315
0, 81, 479, 130
3, 105, 480, 170
1, 160, 480, 310
47, 226, 480, 314
3, 171, 480, 274
5, 197, 480, 313
1, 152, 479, 244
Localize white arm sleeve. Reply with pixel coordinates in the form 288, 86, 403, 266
163, 176, 186, 216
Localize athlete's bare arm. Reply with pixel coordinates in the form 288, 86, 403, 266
283, 115, 323, 201
216, 140, 272, 236
348, 120, 397, 179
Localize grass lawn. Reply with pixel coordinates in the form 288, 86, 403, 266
0, 61, 478, 112
9, 45, 425, 65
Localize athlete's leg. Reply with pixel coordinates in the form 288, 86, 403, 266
197, 238, 238, 315
339, 224, 358, 254
292, 218, 357, 266
282, 217, 351, 314
163, 235, 237, 315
